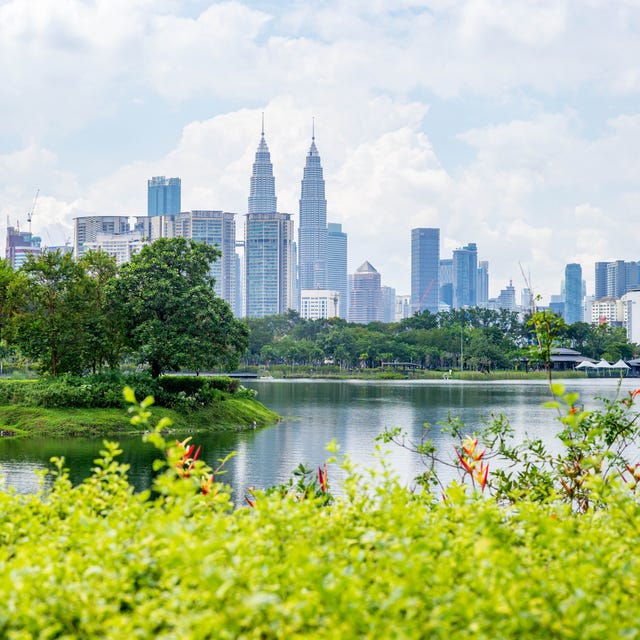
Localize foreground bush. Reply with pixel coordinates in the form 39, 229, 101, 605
1, 392, 640, 638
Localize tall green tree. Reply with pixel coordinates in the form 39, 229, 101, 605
108, 238, 248, 377
12, 250, 86, 375
76, 250, 123, 372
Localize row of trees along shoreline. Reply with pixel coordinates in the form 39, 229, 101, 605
0, 237, 635, 377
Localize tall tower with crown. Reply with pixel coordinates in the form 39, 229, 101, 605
244, 116, 294, 318
298, 119, 328, 294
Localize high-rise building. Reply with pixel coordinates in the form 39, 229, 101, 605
564, 263, 583, 324
607, 260, 640, 299
439, 258, 453, 308
5, 225, 41, 269
73, 216, 131, 260
148, 177, 181, 217
327, 222, 348, 319
298, 127, 328, 293
244, 126, 294, 317
497, 280, 517, 312
411, 228, 439, 314
245, 212, 294, 317
381, 286, 396, 323
83, 231, 144, 265
452, 242, 478, 309
349, 261, 382, 324
395, 295, 411, 321
477, 261, 489, 307
595, 262, 608, 300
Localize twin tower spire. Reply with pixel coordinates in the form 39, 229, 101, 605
245, 117, 328, 318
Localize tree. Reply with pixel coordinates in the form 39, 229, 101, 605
76, 250, 123, 372
108, 238, 248, 377
12, 250, 87, 375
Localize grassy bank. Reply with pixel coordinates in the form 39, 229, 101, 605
0, 398, 279, 438
257, 366, 590, 381
0, 375, 280, 438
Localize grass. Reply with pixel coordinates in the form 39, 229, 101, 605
0, 398, 280, 439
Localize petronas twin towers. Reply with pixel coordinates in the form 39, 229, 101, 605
244, 121, 335, 318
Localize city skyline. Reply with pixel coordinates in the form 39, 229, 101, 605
1, 2, 639, 302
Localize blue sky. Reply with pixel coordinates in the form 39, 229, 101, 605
1, 0, 639, 302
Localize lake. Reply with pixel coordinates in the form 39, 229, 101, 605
0, 378, 637, 502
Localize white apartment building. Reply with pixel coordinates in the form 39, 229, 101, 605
590, 297, 626, 325
300, 289, 340, 320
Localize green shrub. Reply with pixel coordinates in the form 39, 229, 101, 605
1, 394, 640, 638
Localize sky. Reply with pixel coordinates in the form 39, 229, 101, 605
1, 0, 640, 304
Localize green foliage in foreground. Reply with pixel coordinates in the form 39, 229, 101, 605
1, 394, 640, 637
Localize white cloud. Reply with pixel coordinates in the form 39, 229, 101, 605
2, 0, 640, 307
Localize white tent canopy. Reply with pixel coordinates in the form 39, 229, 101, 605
576, 361, 597, 369
611, 359, 630, 369
595, 359, 612, 368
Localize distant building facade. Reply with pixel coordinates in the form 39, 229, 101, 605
395, 294, 411, 321
349, 261, 382, 324
244, 126, 294, 317
381, 285, 396, 323
411, 228, 439, 314
83, 231, 144, 265
439, 258, 453, 308
327, 222, 348, 319
298, 131, 328, 293
477, 261, 489, 308
5, 225, 41, 269
300, 289, 340, 320
564, 263, 583, 324
144, 210, 238, 310
452, 242, 478, 309
148, 177, 181, 217
595, 260, 640, 300
73, 215, 131, 260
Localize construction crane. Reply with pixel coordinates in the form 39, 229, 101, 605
27, 188, 39, 234
418, 278, 435, 310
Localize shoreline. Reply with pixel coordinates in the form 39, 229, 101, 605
0, 398, 280, 439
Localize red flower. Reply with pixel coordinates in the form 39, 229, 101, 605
318, 464, 328, 493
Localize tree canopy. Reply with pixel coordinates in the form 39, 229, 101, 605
3, 239, 247, 377
107, 237, 248, 377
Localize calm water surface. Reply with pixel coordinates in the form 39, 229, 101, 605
0, 378, 637, 502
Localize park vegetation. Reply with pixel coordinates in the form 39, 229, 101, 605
2, 375, 640, 637
0, 240, 280, 435
242, 307, 636, 374
0, 238, 249, 378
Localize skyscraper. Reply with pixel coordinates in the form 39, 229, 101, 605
244, 124, 294, 317
594, 262, 608, 300
349, 261, 382, 324
439, 258, 453, 308
477, 261, 489, 308
298, 126, 328, 292
565, 263, 583, 324
327, 222, 348, 319
452, 242, 478, 309
148, 177, 181, 216
411, 228, 439, 314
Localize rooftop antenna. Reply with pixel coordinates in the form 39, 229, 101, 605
261, 112, 264, 136
312, 116, 315, 140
